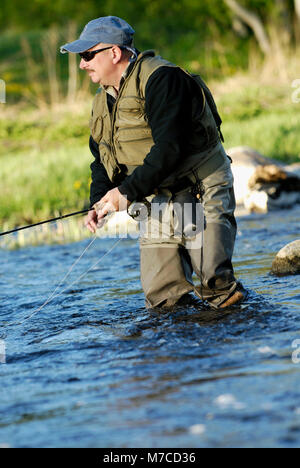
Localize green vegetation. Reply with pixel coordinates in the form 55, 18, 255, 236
217, 81, 300, 163
0, 104, 91, 157
1, 0, 300, 246
1, 78, 299, 240
223, 111, 300, 163
0, 144, 91, 227
0, 141, 92, 249
0, 0, 247, 82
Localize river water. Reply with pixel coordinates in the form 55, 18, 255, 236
0, 207, 300, 448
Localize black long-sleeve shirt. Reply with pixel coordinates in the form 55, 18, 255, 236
89, 66, 205, 206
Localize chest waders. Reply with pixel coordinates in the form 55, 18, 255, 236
90, 51, 243, 309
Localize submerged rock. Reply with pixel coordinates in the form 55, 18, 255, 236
271, 240, 300, 276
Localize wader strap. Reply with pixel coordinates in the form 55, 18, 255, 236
187, 144, 227, 182
127, 143, 228, 198
162, 145, 227, 195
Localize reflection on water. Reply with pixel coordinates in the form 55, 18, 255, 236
0, 207, 299, 448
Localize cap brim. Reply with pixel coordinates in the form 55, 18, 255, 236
60, 39, 100, 54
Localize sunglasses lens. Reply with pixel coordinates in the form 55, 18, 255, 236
79, 46, 112, 62
79, 52, 93, 61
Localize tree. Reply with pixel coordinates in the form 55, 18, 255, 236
224, 0, 271, 54
224, 0, 298, 53
295, 0, 300, 21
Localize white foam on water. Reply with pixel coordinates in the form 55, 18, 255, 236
189, 424, 206, 435
258, 346, 276, 355
214, 394, 245, 410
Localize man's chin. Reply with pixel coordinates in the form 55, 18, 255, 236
88, 72, 100, 84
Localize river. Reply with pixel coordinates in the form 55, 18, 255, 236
0, 207, 299, 448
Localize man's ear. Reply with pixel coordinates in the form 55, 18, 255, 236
111, 46, 123, 64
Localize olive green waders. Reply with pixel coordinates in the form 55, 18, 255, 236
139, 154, 239, 309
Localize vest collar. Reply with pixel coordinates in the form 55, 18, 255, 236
101, 50, 156, 98
136, 50, 156, 61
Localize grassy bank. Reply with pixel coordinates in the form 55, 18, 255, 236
216, 80, 300, 163
0, 143, 91, 228
0, 139, 93, 249
1, 78, 300, 239
1, 37, 300, 248
0, 103, 92, 157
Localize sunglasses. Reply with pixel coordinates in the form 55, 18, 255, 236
79, 46, 113, 62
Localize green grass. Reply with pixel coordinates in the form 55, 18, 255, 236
0, 104, 91, 156
222, 110, 300, 163
1, 37, 300, 246
216, 82, 300, 163
1, 25, 299, 248
0, 144, 92, 230
1, 79, 299, 239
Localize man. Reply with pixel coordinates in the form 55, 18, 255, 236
60, 16, 247, 310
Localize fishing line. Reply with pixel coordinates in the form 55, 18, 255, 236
17, 237, 122, 326
4, 212, 122, 327
3, 234, 96, 327
17, 235, 98, 325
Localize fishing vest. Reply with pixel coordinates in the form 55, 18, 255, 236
90, 50, 222, 183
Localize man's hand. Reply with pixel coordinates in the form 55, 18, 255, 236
85, 188, 130, 233
84, 209, 98, 234
95, 188, 130, 221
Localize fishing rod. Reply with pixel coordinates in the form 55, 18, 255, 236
0, 208, 94, 237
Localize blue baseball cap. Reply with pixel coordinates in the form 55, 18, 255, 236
60, 16, 135, 54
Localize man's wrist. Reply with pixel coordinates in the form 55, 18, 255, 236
118, 183, 139, 203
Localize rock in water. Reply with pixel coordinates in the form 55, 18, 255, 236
285, 163, 300, 178
271, 240, 300, 276
248, 165, 288, 186
227, 147, 300, 212
227, 146, 279, 206
246, 165, 300, 212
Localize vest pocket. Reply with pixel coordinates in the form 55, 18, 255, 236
115, 127, 154, 166
116, 126, 152, 143
118, 96, 144, 111
90, 116, 103, 144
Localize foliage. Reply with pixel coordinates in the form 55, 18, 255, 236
1, 77, 299, 232
1, 0, 300, 236
0, 105, 91, 156
215, 80, 300, 162
0, 0, 297, 33
1, 1, 299, 107
0, 144, 91, 228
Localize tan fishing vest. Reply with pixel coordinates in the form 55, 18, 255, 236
90, 50, 220, 183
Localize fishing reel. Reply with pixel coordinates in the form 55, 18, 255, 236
127, 199, 151, 221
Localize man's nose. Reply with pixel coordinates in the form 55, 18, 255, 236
79, 58, 88, 69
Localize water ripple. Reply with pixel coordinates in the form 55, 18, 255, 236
0, 208, 300, 447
